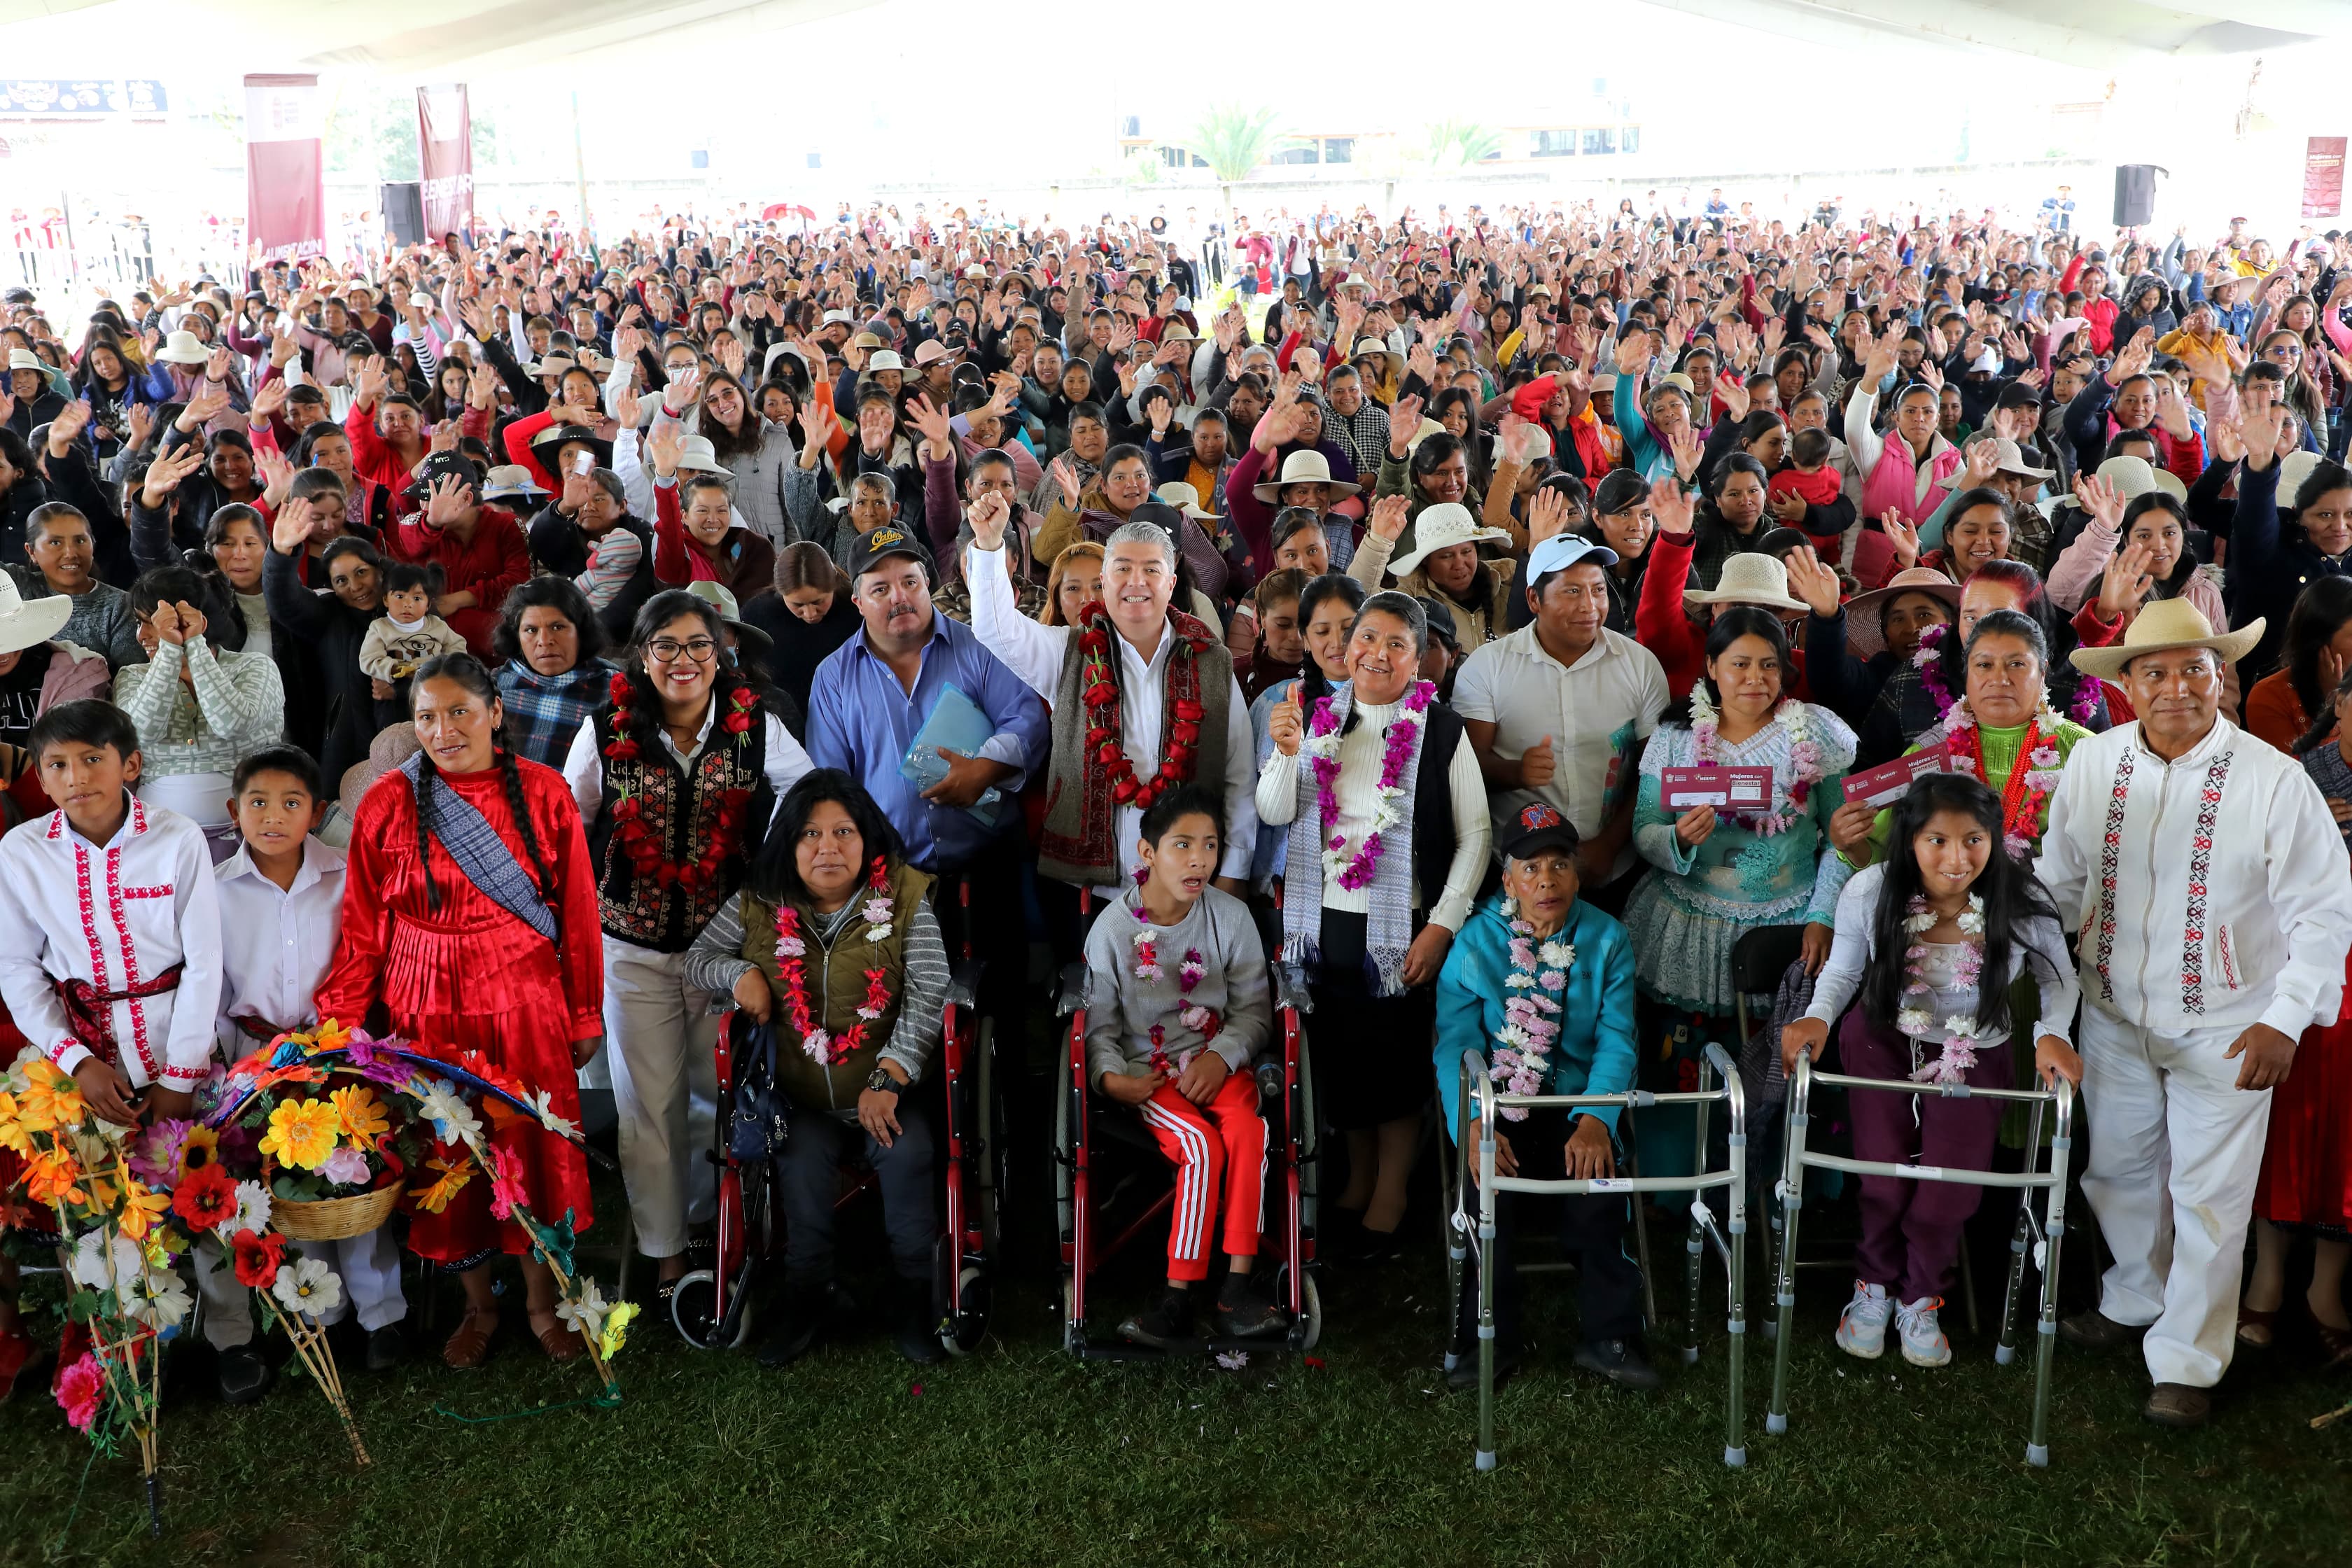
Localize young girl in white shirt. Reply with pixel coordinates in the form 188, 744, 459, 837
1782, 773, 2082, 1368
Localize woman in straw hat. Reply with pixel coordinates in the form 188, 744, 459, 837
2036, 597, 2352, 1430
1348, 497, 1515, 650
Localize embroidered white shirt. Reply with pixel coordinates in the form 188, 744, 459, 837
0, 797, 225, 1087
214, 836, 346, 1049
2035, 718, 2352, 1036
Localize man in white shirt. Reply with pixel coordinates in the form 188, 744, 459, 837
964, 495, 1257, 902
1452, 534, 1668, 909
2035, 602, 2352, 1429
207, 748, 407, 1391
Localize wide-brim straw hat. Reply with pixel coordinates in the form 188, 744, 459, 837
1252, 448, 1359, 502
2068, 598, 2262, 680
1682, 552, 1807, 614
1842, 567, 1963, 658
1387, 502, 1512, 579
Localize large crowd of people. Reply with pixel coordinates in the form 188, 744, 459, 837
0, 192, 2348, 1436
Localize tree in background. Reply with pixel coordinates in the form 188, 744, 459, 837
1422, 119, 1506, 169
1186, 104, 1285, 213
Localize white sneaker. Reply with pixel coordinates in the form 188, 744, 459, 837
1896, 1296, 1952, 1367
1835, 1280, 1892, 1359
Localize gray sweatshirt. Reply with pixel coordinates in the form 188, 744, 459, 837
1082, 886, 1271, 1088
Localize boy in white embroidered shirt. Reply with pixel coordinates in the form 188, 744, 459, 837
0, 699, 222, 1126
198, 746, 409, 1400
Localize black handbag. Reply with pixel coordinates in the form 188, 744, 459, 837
727, 1018, 792, 1163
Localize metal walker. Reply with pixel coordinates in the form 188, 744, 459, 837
1764, 1052, 2077, 1466
1449, 1042, 1749, 1471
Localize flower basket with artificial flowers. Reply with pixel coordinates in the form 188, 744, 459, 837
204, 1025, 418, 1241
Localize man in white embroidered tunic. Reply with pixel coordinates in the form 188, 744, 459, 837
2035, 601, 2352, 1429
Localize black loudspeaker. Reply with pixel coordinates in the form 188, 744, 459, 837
380, 181, 425, 246
2113, 164, 2158, 227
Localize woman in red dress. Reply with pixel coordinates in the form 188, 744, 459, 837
316, 652, 606, 1369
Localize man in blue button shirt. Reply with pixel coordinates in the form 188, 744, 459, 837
805, 524, 1049, 1029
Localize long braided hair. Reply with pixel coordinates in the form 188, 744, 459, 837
408, 652, 557, 928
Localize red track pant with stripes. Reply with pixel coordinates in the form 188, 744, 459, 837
1138, 1072, 1266, 1281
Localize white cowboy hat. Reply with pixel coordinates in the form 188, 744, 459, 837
1155, 481, 1220, 520
1252, 448, 1361, 503
2280, 449, 2323, 507
6, 349, 44, 374
0, 572, 73, 656
2093, 454, 2160, 501
1990, 437, 2054, 482
673, 434, 733, 476
1387, 502, 1512, 580
479, 464, 548, 501
1349, 336, 1404, 379
2068, 597, 2262, 680
154, 329, 212, 365
1681, 552, 1808, 613
865, 349, 908, 374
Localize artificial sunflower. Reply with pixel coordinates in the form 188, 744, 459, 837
330, 1084, 389, 1143
260, 1098, 340, 1171
17, 1065, 85, 1133
176, 1123, 221, 1180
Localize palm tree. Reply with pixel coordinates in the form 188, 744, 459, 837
1185, 104, 1285, 214
1423, 118, 1507, 168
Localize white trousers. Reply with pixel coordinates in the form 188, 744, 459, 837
601, 937, 719, 1259
2078, 1006, 2274, 1389
197, 1228, 406, 1348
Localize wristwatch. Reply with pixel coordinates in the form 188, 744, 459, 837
865, 1067, 902, 1096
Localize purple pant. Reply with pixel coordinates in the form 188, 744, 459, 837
1839, 1009, 2009, 1304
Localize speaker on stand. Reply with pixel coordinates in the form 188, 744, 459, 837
380, 181, 426, 246
2113, 164, 2162, 227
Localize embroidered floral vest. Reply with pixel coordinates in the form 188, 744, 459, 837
736, 860, 933, 1112
587, 703, 770, 952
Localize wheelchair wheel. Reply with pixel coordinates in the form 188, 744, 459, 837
974, 1017, 1003, 1254
942, 1264, 992, 1357
671, 1268, 752, 1350
1277, 1266, 1322, 1352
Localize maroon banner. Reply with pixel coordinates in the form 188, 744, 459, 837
416, 84, 474, 240
244, 74, 324, 263
2305, 136, 2346, 220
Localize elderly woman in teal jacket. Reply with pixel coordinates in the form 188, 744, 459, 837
1434, 800, 1656, 1392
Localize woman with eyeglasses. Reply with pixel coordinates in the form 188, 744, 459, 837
559, 589, 816, 1316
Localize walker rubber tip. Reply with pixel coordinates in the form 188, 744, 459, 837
1761, 1318, 1779, 1342
1443, 1352, 1459, 1371
2026, 1443, 2049, 1468
1681, 1346, 1700, 1364
1994, 1343, 2016, 1366
1474, 1450, 1497, 1472
1724, 1446, 1746, 1468
1765, 1412, 1788, 1435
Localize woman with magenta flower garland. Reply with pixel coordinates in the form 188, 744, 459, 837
682, 770, 948, 1368
1433, 801, 1656, 1392
561, 589, 812, 1318
1259, 592, 1491, 1261
1623, 607, 1856, 1018
1782, 774, 2081, 1369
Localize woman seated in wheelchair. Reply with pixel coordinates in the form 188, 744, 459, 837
687, 769, 953, 1368
1436, 801, 1654, 1392
1779, 774, 2082, 1369
1082, 783, 1288, 1348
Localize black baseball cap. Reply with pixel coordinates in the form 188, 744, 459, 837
1500, 800, 1581, 862
844, 524, 932, 583
405, 450, 482, 500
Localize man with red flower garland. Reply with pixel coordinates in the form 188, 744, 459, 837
965, 493, 1258, 906
562, 589, 813, 1308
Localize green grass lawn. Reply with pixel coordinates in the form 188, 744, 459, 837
8, 1189, 2352, 1568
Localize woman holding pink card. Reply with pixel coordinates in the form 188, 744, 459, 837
1623, 606, 1856, 1016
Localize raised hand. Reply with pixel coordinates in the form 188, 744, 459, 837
137, 443, 206, 508
1649, 475, 1695, 536
2096, 536, 2158, 620
1268, 682, 1306, 757
967, 489, 1012, 552
1782, 544, 1842, 617
644, 421, 685, 479
907, 391, 953, 451
270, 496, 318, 555
2073, 471, 2126, 531
1367, 493, 1411, 543
1880, 511, 1920, 570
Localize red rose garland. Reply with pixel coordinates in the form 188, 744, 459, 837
774, 858, 900, 1065
1077, 601, 1203, 813
605, 671, 758, 890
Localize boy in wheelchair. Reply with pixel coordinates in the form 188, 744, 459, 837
1436, 803, 1656, 1392
1082, 785, 1289, 1348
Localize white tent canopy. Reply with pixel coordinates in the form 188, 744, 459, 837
0, 0, 2344, 71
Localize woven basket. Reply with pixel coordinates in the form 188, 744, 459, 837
271, 1182, 404, 1241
